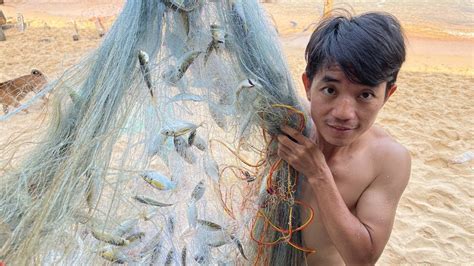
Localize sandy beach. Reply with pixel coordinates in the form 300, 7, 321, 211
0, 1, 473, 264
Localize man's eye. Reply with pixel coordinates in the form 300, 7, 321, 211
360, 92, 374, 100
322, 87, 336, 95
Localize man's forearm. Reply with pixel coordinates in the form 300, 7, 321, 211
308, 172, 376, 264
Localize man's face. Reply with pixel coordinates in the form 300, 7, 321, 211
303, 65, 395, 147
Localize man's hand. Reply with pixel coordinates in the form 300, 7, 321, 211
276, 126, 330, 180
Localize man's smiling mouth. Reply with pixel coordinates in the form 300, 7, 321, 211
327, 124, 356, 131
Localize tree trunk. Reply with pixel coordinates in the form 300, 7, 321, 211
0, 10, 6, 25
0, 27, 6, 41
323, 0, 333, 17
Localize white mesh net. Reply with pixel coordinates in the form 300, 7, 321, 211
0, 0, 311, 264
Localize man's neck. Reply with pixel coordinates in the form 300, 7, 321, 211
317, 133, 354, 161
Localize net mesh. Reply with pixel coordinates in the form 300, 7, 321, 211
0, 0, 313, 264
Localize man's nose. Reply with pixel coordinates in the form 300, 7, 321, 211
332, 98, 356, 121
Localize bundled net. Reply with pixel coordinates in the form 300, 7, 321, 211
0, 0, 315, 264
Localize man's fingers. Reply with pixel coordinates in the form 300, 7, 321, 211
277, 144, 295, 163
278, 141, 292, 154
277, 134, 300, 150
281, 126, 308, 144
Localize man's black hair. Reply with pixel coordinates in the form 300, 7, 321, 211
305, 10, 406, 90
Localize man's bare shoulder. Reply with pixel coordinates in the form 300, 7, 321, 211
368, 125, 410, 159
367, 125, 411, 187
353, 126, 411, 263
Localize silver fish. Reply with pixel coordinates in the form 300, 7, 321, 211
204, 24, 226, 64
174, 136, 197, 164
139, 231, 162, 259
138, 50, 154, 97
235, 78, 258, 101
148, 239, 164, 264
85, 170, 102, 210
164, 51, 202, 83
231, 235, 248, 260
206, 231, 231, 248
194, 255, 206, 264
165, 249, 175, 266
179, 11, 190, 35
114, 218, 138, 237
99, 246, 128, 264
161, 120, 201, 137
207, 239, 229, 248
67, 87, 82, 107
181, 246, 187, 266
147, 132, 168, 157
133, 195, 175, 207
192, 135, 207, 151
176, 50, 201, 81
166, 215, 176, 235
204, 43, 214, 64
197, 219, 223, 231
203, 155, 220, 182
211, 24, 226, 44
91, 228, 130, 246
126, 231, 145, 243
230, 0, 248, 33
243, 170, 257, 182
141, 171, 176, 190
74, 210, 100, 225
187, 201, 198, 228
191, 180, 205, 202
169, 92, 204, 104
193, 242, 211, 264
188, 129, 197, 146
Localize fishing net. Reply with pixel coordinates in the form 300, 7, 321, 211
0, 0, 314, 264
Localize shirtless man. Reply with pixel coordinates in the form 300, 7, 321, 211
277, 12, 411, 265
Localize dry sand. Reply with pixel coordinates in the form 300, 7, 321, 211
0, 1, 473, 264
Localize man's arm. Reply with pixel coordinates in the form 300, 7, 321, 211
313, 143, 410, 264
355, 141, 411, 261
277, 126, 411, 264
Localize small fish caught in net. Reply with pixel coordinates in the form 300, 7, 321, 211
0, 0, 315, 264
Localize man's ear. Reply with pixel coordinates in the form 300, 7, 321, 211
302, 72, 312, 101
385, 84, 397, 102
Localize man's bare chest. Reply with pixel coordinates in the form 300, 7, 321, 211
299, 156, 376, 260
327, 158, 376, 208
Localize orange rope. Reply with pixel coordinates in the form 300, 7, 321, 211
210, 139, 266, 168
265, 158, 282, 195
249, 104, 317, 257
210, 103, 316, 260
255, 200, 314, 234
